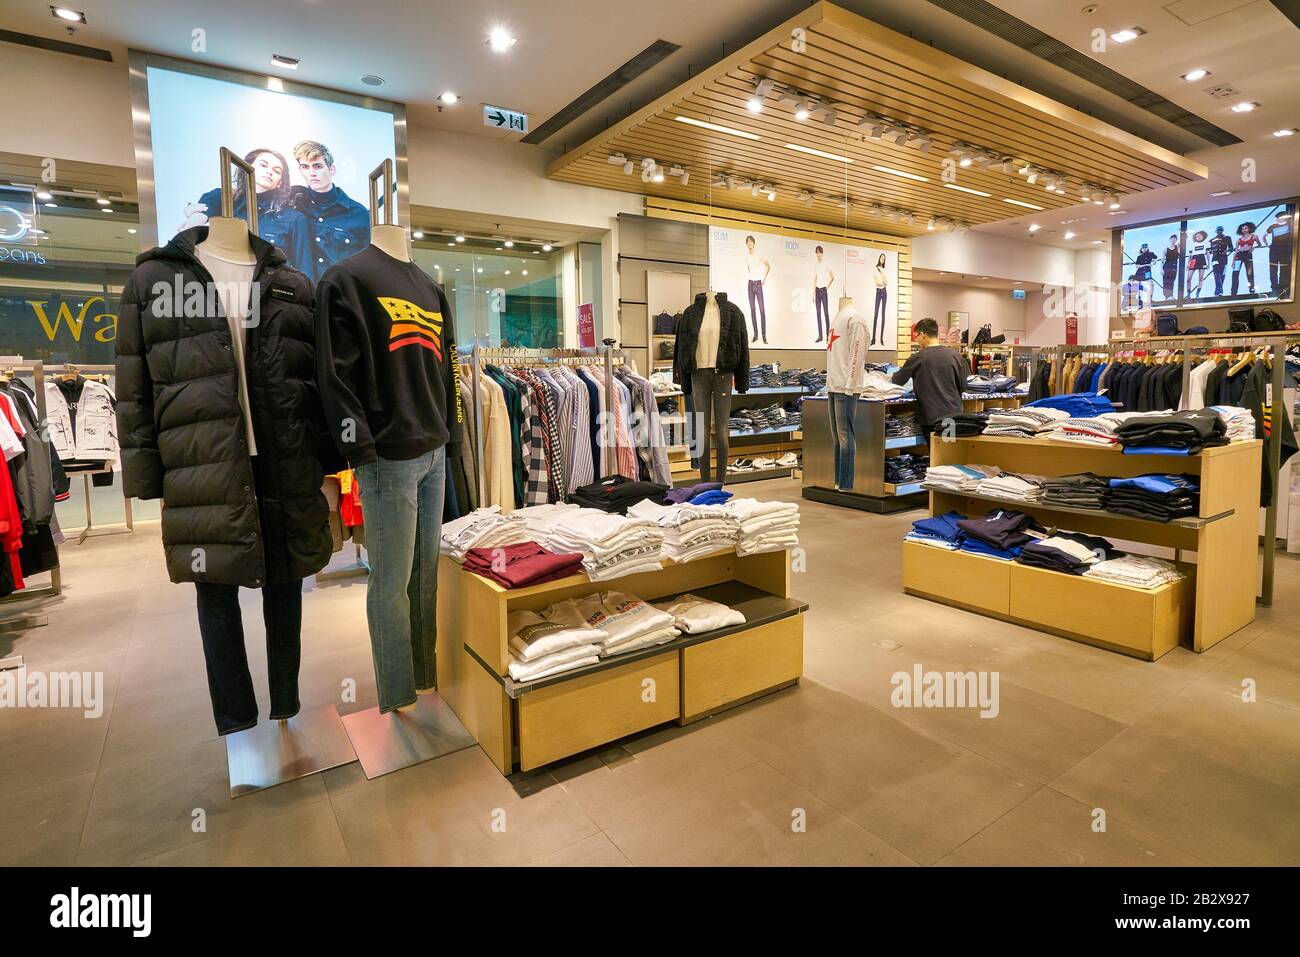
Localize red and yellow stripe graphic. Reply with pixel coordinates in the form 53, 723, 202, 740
379, 297, 444, 359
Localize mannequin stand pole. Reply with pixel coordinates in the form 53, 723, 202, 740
339, 690, 475, 779
225, 704, 358, 798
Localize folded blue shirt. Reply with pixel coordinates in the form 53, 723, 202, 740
690, 489, 733, 505
1025, 391, 1116, 418
911, 509, 966, 542
960, 537, 1022, 561
1108, 474, 1199, 495
1122, 446, 1191, 456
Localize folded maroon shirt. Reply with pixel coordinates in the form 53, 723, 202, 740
463, 541, 584, 589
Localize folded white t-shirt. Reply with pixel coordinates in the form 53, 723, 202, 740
508, 607, 607, 661
574, 591, 675, 643
509, 647, 601, 681
599, 626, 680, 657
653, 594, 746, 633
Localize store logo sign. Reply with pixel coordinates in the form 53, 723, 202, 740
890, 664, 1000, 718
28, 296, 118, 343
0, 203, 31, 242
0, 245, 47, 264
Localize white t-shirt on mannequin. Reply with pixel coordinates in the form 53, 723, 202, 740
197, 246, 258, 455
825, 301, 871, 394
695, 295, 721, 368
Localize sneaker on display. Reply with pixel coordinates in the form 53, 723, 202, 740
751, 456, 776, 470
776, 452, 799, 467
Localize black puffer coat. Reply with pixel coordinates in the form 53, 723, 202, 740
672, 291, 750, 396
115, 226, 340, 586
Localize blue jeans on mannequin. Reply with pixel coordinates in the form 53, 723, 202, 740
355, 447, 446, 712
828, 392, 858, 489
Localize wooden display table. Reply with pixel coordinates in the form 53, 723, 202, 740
903, 435, 1262, 658
435, 548, 806, 774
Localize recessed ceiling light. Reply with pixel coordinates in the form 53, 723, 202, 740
1092, 240, 1105, 244
101, 207, 112, 213
44, 202, 57, 208
1273, 128, 1297, 138
50, 6, 85, 23
522, 270, 528, 275
446, 242, 454, 247
1108, 210, 1128, 215
488, 27, 517, 53
127, 227, 138, 234
542, 243, 553, 252
271, 54, 300, 70
1028, 224, 1041, 232
495, 247, 502, 251
1109, 27, 1145, 43
1064, 231, 1075, 240
454, 235, 465, 243
872, 165, 927, 182
504, 240, 514, 247
1182, 68, 1210, 82
412, 230, 424, 239
361, 75, 385, 87
943, 183, 991, 197
1231, 101, 1259, 113
505, 270, 511, 275
786, 143, 852, 163
1004, 198, 1045, 210
35, 190, 53, 201
95, 192, 110, 205
1210, 190, 1233, 197
674, 116, 760, 140
440, 91, 459, 105
476, 267, 483, 273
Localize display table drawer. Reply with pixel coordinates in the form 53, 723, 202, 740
516, 651, 680, 770
680, 616, 804, 723
902, 541, 1012, 616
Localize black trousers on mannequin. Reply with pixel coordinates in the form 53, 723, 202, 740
195, 579, 303, 734
691, 368, 733, 484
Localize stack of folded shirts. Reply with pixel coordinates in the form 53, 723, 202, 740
440, 506, 531, 561
665, 481, 720, 504
905, 510, 965, 550
568, 474, 669, 514
1016, 532, 1118, 576
1208, 405, 1256, 442
945, 412, 988, 437
885, 412, 920, 437
1104, 474, 1200, 522
1025, 391, 1117, 419
1046, 412, 1143, 446
975, 471, 1047, 502
923, 464, 1000, 491
573, 591, 681, 656
983, 407, 1071, 438
885, 453, 928, 484
546, 510, 666, 580
1041, 473, 1110, 509
506, 604, 608, 682
721, 498, 800, 555
955, 510, 1045, 561
1082, 554, 1184, 589
627, 500, 738, 562
515, 502, 583, 542
1114, 409, 1227, 455
652, 593, 746, 633
860, 371, 905, 400
464, 541, 584, 589
650, 371, 677, 394
964, 374, 1017, 394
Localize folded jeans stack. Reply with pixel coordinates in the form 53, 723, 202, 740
885, 412, 920, 438
1104, 473, 1200, 522
922, 463, 1000, 492
748, 364, 781, 390
885, 453, 928, 484
464, 541, 584, 589
1041, 472, 1110, 509
721, 498, 800, 555
1114, 409, 1227, 455
1016, 531, 1118, 575
574, 590, 681, 656
627, 499, 739, 562
440, 506, 531, 562
652, 593, 746, 633
545, 510, 666, 580
1082, 554, 1184, 590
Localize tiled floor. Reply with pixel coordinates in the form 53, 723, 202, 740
3, 477, 1299, 866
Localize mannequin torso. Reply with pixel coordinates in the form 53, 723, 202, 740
369, 224, 412, 262
199, 216, 255, 265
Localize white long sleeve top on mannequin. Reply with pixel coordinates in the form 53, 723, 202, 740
825, 301, 871, 393
694, 294, 721, 368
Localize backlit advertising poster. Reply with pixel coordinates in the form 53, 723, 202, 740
709, 226, 898, 351
132, 54, 404, 284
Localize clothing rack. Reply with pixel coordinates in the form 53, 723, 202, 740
466, 343, 627, 506
43, 363, 134, 543
0, 359, 62, 650
1057, 337, 1290, 606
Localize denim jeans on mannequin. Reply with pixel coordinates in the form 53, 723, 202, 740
828, 391, 858, 489
690, 368, 732, 484
355, 447, 446, 712
194, 579, 303, 735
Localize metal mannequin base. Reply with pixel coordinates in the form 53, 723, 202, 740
225, 704, 358, 798
339, 690, 476, 779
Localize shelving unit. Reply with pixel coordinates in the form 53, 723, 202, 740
435, 547, 806, 774
903, 434, 1263, 659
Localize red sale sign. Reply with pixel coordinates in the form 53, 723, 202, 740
577, 302, 595, 348
1065, 314, 1078, 345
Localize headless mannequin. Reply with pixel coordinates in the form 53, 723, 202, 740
826, 295, 866, 491
691, 288, 729, 484
199, 216, 255, 264
370, 223, 412, 262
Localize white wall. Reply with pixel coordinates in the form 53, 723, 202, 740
911, 232, 1076, 287
912, 281, 1028, 342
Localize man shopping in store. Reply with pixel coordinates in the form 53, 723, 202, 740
890, 317, 966, 443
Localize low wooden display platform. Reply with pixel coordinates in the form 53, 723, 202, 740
435, 548, 806, 774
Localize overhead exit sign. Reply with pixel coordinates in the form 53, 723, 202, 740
483, 105, 528, 133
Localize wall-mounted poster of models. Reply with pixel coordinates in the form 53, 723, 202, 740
709, 226, 898, 351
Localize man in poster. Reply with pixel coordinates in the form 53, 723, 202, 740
1267, 210, 1293, 299
288, 140, 371, 283
812, 245, 834, 343
1208, 226, 1232, 297
744, 235, 770, 344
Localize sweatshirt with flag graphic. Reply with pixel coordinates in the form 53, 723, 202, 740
315, 244, 464, 464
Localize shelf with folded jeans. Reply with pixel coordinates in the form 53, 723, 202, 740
800, 394, 929, 511
435, 544, 805, 774
913, 433, 1262, 655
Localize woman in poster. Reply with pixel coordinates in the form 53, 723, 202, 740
1231, 221, 1262, 296
1186, 229, 1209, 298
871, 253, 888, 346
1161, 234, 1180, 300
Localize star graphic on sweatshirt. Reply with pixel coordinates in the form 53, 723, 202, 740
826, 329, 841, 351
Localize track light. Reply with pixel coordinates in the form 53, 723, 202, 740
679, 170, 689, 186
821, 108, 838, 127
751, 183, 761, 197
927, 218, 936, 231
999, 157, 1016, 174
1025, 170, 1039, 185
794, 98, 812, 121
798, 190, 814, 207
915, 137, 933, 153
607, 153, 627, 165
748, 78, 775, 113
623, 160, 634, 174
891, 129, 909, 145
767, 190, 777, 202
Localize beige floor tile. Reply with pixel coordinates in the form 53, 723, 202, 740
604, 761, 917, 866
0, 772, 96, 865
1051, 727, 1300, 865
328, 747, 597, 866
99, 683, 222, 768
936, 786, 1207, 866
78, 738, 329, 865
0, 702, 112, 800
527, 832, 632, 867
136, 801, 350, 866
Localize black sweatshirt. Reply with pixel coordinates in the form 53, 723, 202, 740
315, 245, 463, 464
891, 345, 966, 428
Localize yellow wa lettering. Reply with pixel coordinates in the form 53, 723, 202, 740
93, 312, 118, 343
28, 297, 107, 342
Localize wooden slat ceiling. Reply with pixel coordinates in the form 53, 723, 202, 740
548, 1, 1208, 238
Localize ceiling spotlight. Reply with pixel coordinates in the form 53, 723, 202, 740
1025, 170, 1039, 185
607, 153, 627, 166
927, 218, 936, 231
891, 129, 909, 145
1064, 231, 1076, 240
794, 99, 812, 121
50, 6, 85, 22
798, 190, 814, 207
1274, 128, 1298, 137
1109, 199, 1122, 209
679, 170, 689, 186
271, 53, 300, 70
869, 124, 887, 140
915, 137, 933, 154
488, 26, 517, 53
1109, 27, 1145, 43
767, 190, 777, 202
821, 108, 838, 127
503, 240, 514, 247
751, 182, 761, 197
95, 192, 111, 205
412, 230, 425, 239
542, 243, 553, 251
748, 78, 774, 112
1231, 101, 1259, 113
1182, 68, 1210, 82
1028, 224, 1041, 232
652, 169, 665, 183
35, 190, 53, 201
959, 152, 973, 168
454, 235, 466, 243
999, 157, 1016, 174
440, 91, 459, 105
127, 227, 137, 234
623, 160, 634, 174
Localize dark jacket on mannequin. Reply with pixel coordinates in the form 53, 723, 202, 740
115, 226, 342, 587
673, 291, 750, 396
